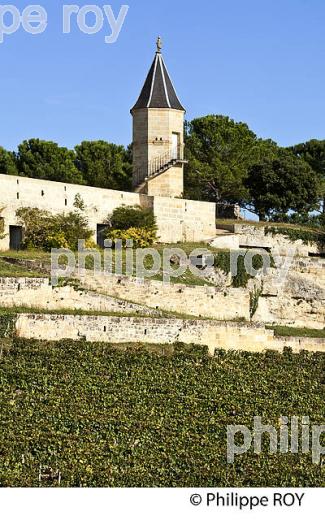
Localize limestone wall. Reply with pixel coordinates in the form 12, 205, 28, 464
78, 261, 324, 328
147, 166, 184, 198
0, 174, 142, 250
153, 196, 216, 243
15, 314, 325, 354
0, 277, 161, 316
254, 269, 325, 329
216, 223, 323, 257
79, 272, 249, 321
0, 174, 216, 248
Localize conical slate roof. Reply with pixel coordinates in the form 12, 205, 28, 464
131, 44, 185, 112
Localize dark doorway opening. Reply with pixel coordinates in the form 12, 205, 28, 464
9, 226, 23, 250
97, 224, 109, 249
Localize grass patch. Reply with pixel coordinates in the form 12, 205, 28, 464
0, 338, 324, 487
0, 245, 214, 285
0, 305, 210, 322
0, 259, 44, 278
216, 219, 325, 245
216, 219, 325, 233
0, 250, 50, 261
269, 325, 325, 339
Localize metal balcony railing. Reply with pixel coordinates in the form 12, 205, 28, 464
133, 145, 186, 188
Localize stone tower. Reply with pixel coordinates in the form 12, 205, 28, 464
131, 38, 186, 198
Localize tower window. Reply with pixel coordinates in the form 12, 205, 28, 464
17, 193, 19, 200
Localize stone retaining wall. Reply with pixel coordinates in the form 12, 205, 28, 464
214, 224, 324, 257
15, 314, 325, 354
79, 273, 250, 321
0, 277, 161, 316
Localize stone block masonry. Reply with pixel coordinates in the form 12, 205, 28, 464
80, 273, 250, 321
15, 314, 325, 355
214, 223, 324, 257
1, 269, 323, 328
0, 174, 216, 248
0, 277, 162, 316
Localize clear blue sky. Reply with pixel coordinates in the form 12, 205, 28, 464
1, 0, 325, 152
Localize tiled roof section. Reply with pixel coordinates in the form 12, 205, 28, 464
131, 52, 185, 112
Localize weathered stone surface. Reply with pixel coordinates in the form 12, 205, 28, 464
78, 272, 250, 321
15, 313, 325, 354
0, 174, 216, 247
0, 277, 162, 316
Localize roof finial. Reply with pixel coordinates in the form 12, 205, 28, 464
156, 36, 162, 53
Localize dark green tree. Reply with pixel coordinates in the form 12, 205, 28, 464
75, 140, 132, 191
245, 149, 319, 220
184, 115, 277, 204
16, 139, 83, 184
289, 139, 325, 214
0, 146, 18, 175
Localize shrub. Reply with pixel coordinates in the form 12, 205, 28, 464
16, 207, 53, 250
106, 205, 158, 247
45, 232, 69, 250
16, 207, 93, 251
109, 205, 156, 231
51, 211, 93, 251
106, 227, 156, 248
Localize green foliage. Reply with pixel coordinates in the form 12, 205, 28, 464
214, 251, 272, 288
16, 139, 84, 185
109, 205, 156, 231
0, 258, 47, 278
0, 338, 324, 487
45, 232, 69, 250
73, 193, 85, 211
1, 140, 132, 191
106, 227, 157, 248
0, 146, 18, 175
51, 212, 93, 251
184, 115, 282, 208
184, 115, 263, 203
289, 139, 325, 213
269, 326, 325, 338
105, 206, 158, 247
16, 207, 93, 251
184, 116, 320, 221
0, 310, 16, 338
266, 226, 325, 246
249, 285, 263, 319
245, 148, 319, 220
284, 212, 325, 230
75, 140, 132, 191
